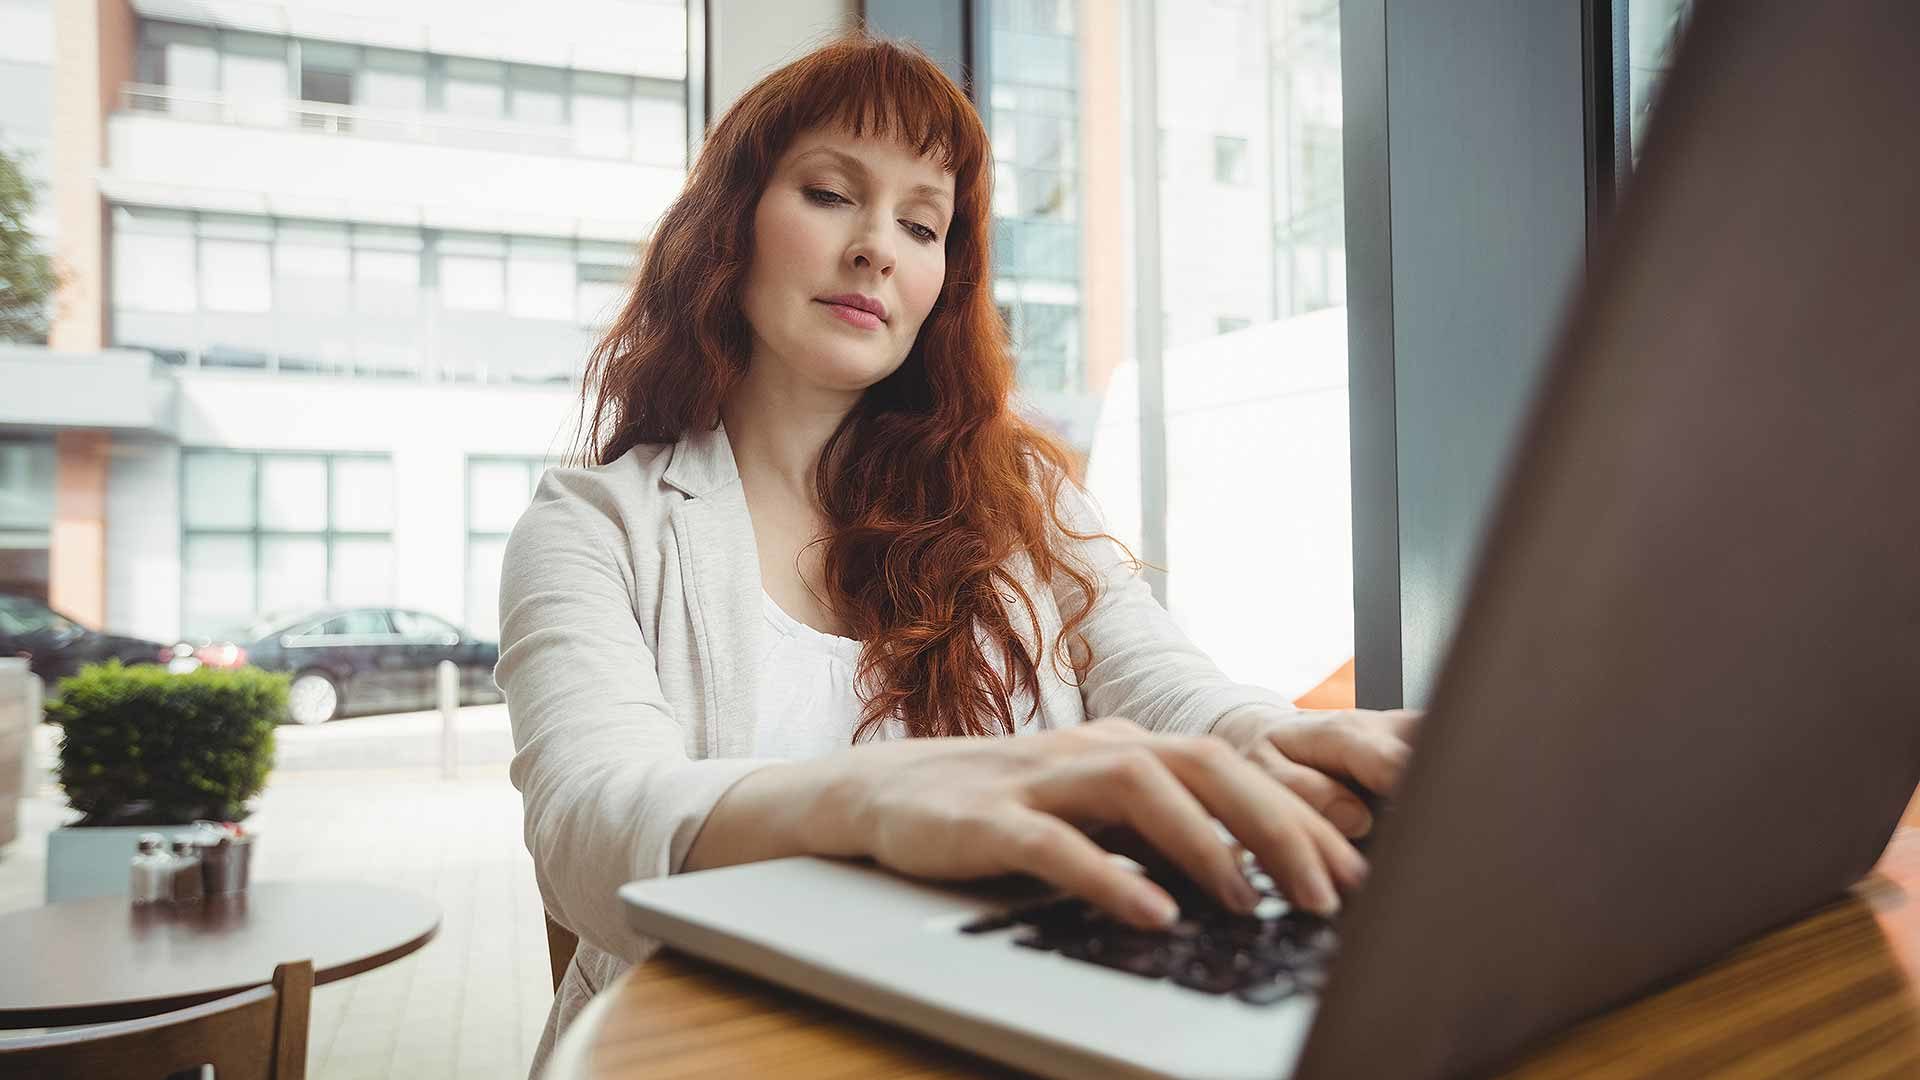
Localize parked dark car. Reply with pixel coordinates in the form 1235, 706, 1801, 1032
190, 607, 502, 725
0, 592, 171, 685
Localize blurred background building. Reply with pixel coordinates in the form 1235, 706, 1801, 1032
2, 0, 1371, 700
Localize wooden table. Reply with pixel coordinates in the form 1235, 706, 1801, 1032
0, 880, 440, 1027
550, 829, 1920, 1079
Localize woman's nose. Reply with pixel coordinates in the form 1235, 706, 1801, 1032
848, 222, 895, 277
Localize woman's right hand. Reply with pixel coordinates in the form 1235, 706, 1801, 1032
802, 717, 1369, 929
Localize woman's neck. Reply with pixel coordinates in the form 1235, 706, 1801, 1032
719, 365, 861, 501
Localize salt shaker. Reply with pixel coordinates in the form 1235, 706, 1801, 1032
168, 836, 205, 903
129, 833, 174, 905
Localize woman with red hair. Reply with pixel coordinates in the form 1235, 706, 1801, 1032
498, 32, 1416, 1068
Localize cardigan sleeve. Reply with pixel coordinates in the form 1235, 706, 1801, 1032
496, 468, 777, 964
1045, 474, 1295, 737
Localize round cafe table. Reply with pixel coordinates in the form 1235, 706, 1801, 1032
0, 880, 440, 1028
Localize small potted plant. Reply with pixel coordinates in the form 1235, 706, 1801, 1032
44, 661, 283, 902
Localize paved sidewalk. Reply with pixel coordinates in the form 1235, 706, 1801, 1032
1, 708, 553, 1080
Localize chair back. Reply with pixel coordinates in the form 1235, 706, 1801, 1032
0, 959, 313, 1080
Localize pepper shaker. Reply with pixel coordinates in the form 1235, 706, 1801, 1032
168, 836, 205, 903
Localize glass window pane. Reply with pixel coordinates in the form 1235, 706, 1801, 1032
441, 254, 504, 311
221, 31, 287, 128
507, 238, 573, 320
468, 460, 532, 533
354, 247, 419, 317
443, 57, 505, 119
113, 229, 197, 313
200, 239, 272, 312
259, 457, 328, 531
183, 453, 256, 530
328, 540, 394, 607
631, 90, 685, 166
259, 535, 327, 615
183, 534, 255, 638
575, 275, 624, 328
509, 65, 566, 125
319, 608, 393, 636
572, 73, 630, 158
275, 221, 350, 312
391, 609, 459, 638
361, 48, 426, 112
331, 458, 393, 531
465, 537, 508, 641
0, 441, 56, 532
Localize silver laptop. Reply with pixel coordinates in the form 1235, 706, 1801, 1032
620, 5, 1920, 1078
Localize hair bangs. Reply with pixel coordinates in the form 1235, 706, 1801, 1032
779, 38, 987, 181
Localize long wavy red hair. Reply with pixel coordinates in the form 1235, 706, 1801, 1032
577, 32, 1122, 741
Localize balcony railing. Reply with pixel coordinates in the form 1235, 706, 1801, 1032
119, 84, 661, 163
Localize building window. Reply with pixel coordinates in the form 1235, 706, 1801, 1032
1216, 316, 1251, 335
180, 450, 395, 637
1213, 135, 1250, 186
0, 440, 56, 603
465, 457, 549, 639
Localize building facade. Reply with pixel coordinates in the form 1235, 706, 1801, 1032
3, 0, 693, 642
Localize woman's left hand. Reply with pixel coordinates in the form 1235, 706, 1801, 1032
1209, 705, 1422, 838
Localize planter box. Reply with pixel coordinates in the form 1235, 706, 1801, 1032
46, 822, 197, 902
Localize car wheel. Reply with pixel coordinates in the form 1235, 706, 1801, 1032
287, 670, 341, 726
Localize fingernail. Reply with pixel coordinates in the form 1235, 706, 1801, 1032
1310, 872, 1341, 916
1226, 874, 1260, 914
1137, 892, 1179, 928
1332, 804, 1372, 837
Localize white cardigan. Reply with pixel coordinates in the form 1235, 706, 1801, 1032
496, 420, 1292, 1072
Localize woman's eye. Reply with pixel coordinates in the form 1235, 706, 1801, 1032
903, 222, 938, 244
804, 188, 848, 206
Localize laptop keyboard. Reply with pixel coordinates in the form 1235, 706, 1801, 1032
957, 858, 1338, 1006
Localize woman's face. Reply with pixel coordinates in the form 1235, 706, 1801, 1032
739, 127, 956, 395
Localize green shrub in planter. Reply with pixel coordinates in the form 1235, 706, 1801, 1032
48, 661, 284, 827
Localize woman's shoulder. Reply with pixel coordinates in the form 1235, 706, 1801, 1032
510, 443, 682, 558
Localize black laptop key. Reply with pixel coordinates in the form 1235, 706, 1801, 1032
1172, 957, 1244, 995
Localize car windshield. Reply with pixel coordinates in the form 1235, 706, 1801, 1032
0, 595, 79, 637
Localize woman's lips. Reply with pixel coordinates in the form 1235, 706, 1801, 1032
817, 300, 884, 330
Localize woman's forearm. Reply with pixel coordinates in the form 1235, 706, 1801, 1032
681, 744, 899, 872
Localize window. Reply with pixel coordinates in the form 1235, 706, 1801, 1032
572, 72, 632, 158
509, 64, 567, 126
1213, 135, 1250, 186
465, 457, 548, 639
632, 85, 687, 166
1628, 1, 1693, 162
392, 610, 460, 640
507, 237, 575, 321
181, 451, 396, 636
575, 242, 633, 328
360, 47, 427, 112
112, 207, 196, 313
982, 0, 1354, 700
442, 57, 505, 120
319, 610, 394, 637
199, 214, 274, 314
439, 232, 506, 312
299, 40, 356, 116
0, 440, 56, 602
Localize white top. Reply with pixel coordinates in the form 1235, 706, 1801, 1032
752, 590, 902, 758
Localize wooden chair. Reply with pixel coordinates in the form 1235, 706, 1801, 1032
0, 959, 313, 1080
546, 914, 579, 992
